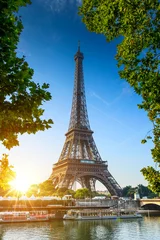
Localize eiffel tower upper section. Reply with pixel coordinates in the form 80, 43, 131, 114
58, 44, 102, 163
68, 44, 90, 131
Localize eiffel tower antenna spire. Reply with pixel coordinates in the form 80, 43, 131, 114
50, 46, 122, 196
78, 40, 80, 52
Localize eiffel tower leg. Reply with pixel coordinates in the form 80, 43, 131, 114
56, 174, 69, 189
79, 177, 86, 189
79, 176, 94, 191
57, 174, 77, 190
96, 170, 122, 196
77, 177, 87, 189
84, 177, 91, 190
52, 176, 59, 188
89, 178, 96, 192
68, 176, 76, 189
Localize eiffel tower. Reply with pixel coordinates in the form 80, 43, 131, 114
50, 44, 122, 196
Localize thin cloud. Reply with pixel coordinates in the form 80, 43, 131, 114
90, 104, 136, 133
110, 83, 133, 105
121, 82, 133, 96
38, 0, 82, 13
90, 91, 110, 106
76, 0, 82, 4
17, 48, 31, 57
51, 32, 61, 42
90, 105, 139, 146
90, 82, 134, 107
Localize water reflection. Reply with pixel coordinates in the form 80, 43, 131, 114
0, 217, 159, 240
63, 220, 117, 240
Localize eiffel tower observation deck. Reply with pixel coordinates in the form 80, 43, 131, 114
50, 44, 122, 196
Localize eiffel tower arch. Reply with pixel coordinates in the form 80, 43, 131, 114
50, 44, 122, 196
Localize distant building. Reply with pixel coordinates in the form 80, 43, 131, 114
97, 190, 110, 196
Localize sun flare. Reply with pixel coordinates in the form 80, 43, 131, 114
10, 175, 31, 193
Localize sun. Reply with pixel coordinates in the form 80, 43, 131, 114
10, 175, 31, 193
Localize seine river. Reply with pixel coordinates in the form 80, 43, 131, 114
0, 217, 159, 240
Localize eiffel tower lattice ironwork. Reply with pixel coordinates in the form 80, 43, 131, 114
50, 45, 122, 196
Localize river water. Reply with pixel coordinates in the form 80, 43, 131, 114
0, 217, 159, 240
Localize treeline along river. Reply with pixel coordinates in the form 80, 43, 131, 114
0, 217, 159, 240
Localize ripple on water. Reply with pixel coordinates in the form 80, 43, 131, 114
0, 217, 159, 240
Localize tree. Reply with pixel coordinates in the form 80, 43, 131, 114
56, 187, 68, 198
63, 189, 75, 197
74, 188, 90, 199
26, 184, 39, 197
122, 184, 158, 198
39, 180, 55, 196
0, 154, 15, 190
0, 0, 53, 149
122, 185, 132, 198
79, 0, 160, 193
137, 184, 158, 198
122, 185, 136, 198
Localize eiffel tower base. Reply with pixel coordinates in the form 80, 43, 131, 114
50, 159, 122, 196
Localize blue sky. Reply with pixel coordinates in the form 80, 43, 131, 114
1, 0, 155, 189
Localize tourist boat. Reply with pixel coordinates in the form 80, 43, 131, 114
0, 211, 55, 223
63, 209, 142, 220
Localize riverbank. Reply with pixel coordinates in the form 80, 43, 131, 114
138, 210, 160, 216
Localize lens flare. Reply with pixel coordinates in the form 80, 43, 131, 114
10, 175, 31, 193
